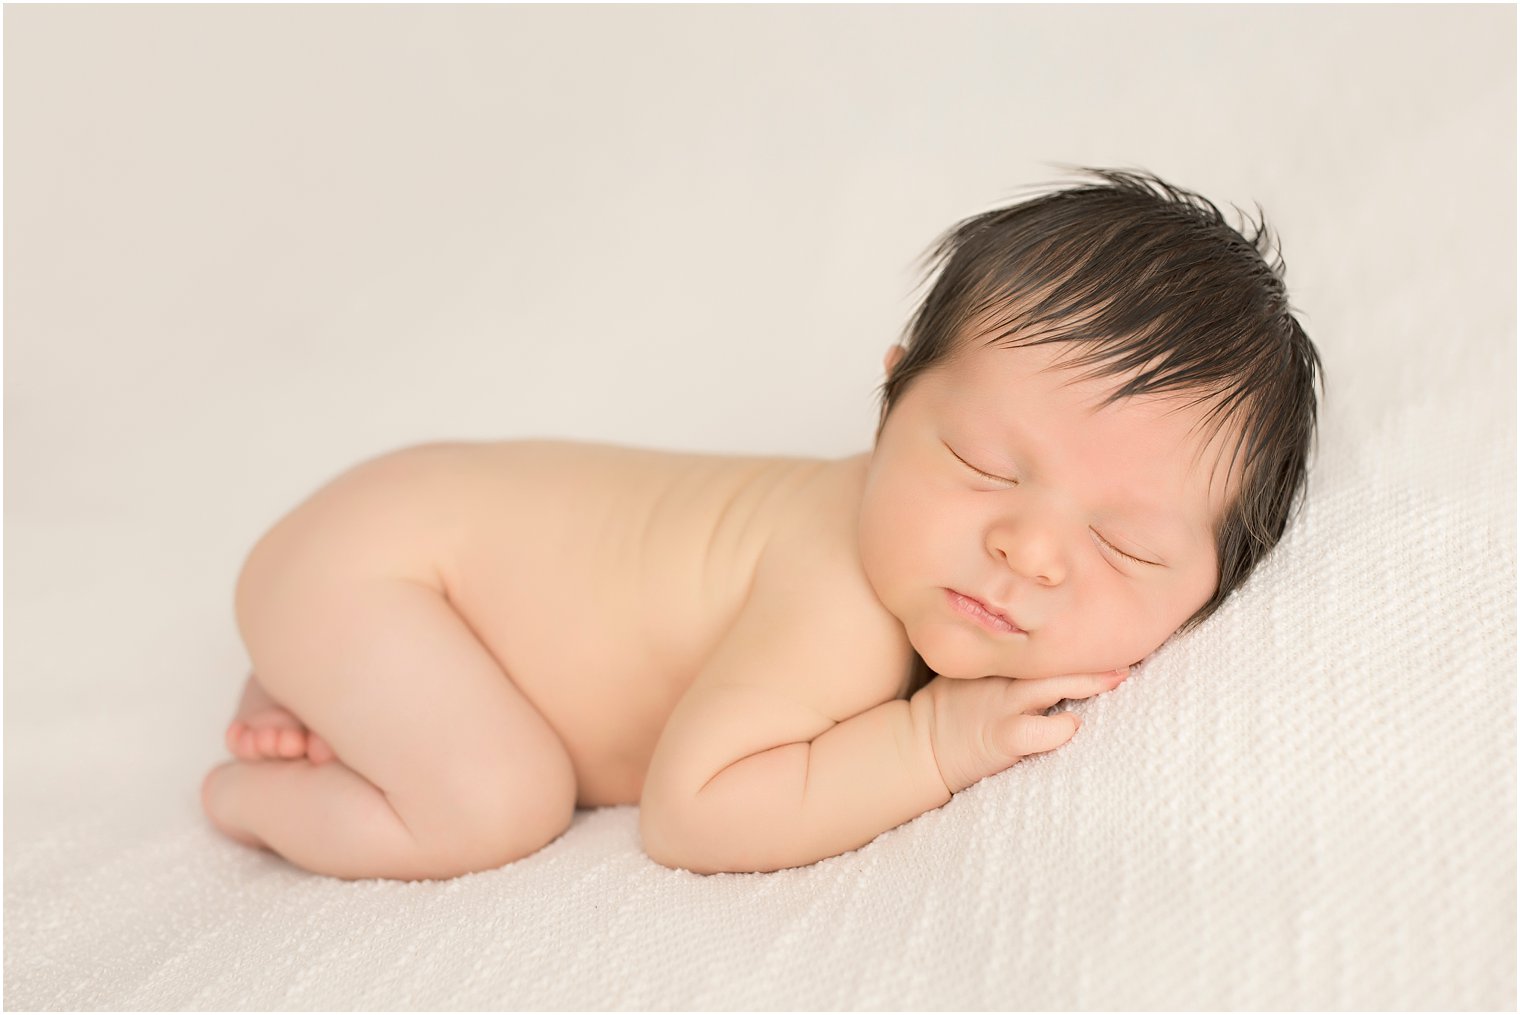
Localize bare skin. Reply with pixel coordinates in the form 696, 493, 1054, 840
202, 439, 842, 878
225, 671, 334, 766
202, 342, 1229, 879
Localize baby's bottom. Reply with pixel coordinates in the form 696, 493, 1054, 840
201, 568, 577, 881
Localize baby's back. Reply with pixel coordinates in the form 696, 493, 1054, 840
380, 439, 844, 805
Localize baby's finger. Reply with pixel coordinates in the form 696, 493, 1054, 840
1012, 667, 1129, 710
1001, 711, 1082, 759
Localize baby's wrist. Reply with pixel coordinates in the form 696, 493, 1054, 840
908, 684, 954, 802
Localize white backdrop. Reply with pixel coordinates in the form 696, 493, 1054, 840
5, 5, 1514, 1010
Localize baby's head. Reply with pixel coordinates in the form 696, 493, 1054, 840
858, 167, 1322, 684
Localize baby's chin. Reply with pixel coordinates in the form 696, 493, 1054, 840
912, 645, 1047, 681
936, 663, 1123, 681
914, 639, 1131, 681
934, 665, 1074, 681
906, 618, 1151, 680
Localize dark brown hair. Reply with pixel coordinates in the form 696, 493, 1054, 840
881, 167, 1323, 695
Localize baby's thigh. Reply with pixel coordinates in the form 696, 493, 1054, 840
233, 452, 576, 860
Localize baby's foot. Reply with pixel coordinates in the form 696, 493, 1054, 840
224, 671, 336, 765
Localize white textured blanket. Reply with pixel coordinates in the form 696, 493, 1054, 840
4, 6, 1513, 1010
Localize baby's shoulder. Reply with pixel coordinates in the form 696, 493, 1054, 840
758, 454, 869, 572
739, 455, 915, 714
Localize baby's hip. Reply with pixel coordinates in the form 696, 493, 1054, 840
235, 443, 474, 607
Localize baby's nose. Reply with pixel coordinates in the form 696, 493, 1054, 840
991, 537, 1064, 586
991, 529, 1065, 586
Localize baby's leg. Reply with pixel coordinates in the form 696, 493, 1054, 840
202, 569, 577, 881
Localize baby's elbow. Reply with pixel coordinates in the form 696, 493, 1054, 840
641, 790, 790, 875
641, 814, 802, 875
640, 752, 814, 873
639, 801, 716, 874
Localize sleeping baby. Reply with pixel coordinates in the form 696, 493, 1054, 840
201, 167, 1322, 879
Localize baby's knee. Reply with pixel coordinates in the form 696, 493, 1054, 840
406, 756, 576, 876
199, 762, 266, 850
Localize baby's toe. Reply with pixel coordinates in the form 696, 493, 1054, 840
276, 728, 305, 758
307, 732, 336, 765
226, 722, 252, 760
255, 726, 283, 757
234, 725, 262, 761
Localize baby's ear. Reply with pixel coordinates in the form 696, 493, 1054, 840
883, 344, 906, 377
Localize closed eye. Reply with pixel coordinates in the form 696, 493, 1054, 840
1093, 528, 1160, 567
951, 442, 1161, 567
946, 444, 1016, 485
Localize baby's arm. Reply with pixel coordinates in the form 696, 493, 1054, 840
641, 685, 946, 875
639, 543, 1123, 874
638, 543, 941, 874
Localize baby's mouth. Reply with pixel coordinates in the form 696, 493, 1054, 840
945, 589, 1026, 635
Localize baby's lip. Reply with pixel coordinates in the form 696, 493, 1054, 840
949, 588, 1027, 633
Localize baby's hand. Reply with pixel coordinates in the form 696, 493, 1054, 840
922, 667, 1129, 794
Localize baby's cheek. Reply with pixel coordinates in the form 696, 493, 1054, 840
1075, 594, 1170, 667
1116, 602, 1192, 665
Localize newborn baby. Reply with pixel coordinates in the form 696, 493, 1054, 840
201, 168, 1322, 879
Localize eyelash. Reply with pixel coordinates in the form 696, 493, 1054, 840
962, 458, 1016, 486
1092, 529, 1155, 567
946, 444, 1017, 484
948, 445, 1158, 567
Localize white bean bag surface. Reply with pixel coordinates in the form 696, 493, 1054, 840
4, 6, 1513, 1010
